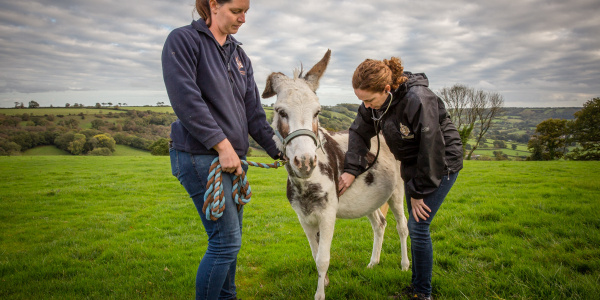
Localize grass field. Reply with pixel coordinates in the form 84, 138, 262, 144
111, 145, 151, 156
1, 158, 599, 299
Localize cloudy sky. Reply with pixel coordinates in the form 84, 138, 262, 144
1, 0, 599, 108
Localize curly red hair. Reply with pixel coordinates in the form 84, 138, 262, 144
352, 57, 407, 92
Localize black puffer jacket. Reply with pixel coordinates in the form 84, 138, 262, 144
344, 72, 463, 199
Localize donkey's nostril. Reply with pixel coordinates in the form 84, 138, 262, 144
310, 155, 317, 168
294, 157, 301, 168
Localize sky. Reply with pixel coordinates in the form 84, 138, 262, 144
1, 0, 599, 108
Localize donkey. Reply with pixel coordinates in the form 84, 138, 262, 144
262, 49, 410, 300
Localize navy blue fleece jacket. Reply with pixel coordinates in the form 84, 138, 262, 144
162, 19, 279, 159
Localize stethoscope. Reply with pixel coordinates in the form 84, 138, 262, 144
364, 91, 393, 172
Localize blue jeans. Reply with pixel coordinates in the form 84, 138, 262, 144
170, 149, 247, 300
406, 171, 459, 296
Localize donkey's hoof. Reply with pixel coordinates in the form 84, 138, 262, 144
401, 259, 410, 271
367, 261, 379, 268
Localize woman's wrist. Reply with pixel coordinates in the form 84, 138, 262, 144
213, 139, 232, 153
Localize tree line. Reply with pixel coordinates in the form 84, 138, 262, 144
438, 83, 598, 161
2, 95, 597, 160
0, 110, 175, 156
527, 98, 599, 160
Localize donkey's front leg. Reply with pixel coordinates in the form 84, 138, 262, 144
314, 210, 336, 300
300, 220, 320, 262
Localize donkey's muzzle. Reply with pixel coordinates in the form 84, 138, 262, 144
292, 154, 318, 177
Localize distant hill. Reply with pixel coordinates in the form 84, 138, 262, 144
0, 105, 583, 159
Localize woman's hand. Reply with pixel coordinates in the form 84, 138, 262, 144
213, 139, 242, 175
411, 197, 431, 222
337, 172, 356, 196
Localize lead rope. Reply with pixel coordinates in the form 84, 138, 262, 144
203, 157, 287, 221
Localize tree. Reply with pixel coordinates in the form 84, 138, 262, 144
439, 85, 504, 159
150, 138, 170, 156
91, 119, 106, 130
95, 103, 102, 109
567, 97, 600, 160
0, 138, 21, 156
64, 118, 79, 129
511, 143, 517, 150
93, 134, 116, 153
493, 140, 506, 148
527, 138, 544, 161
528, 118, 567, 160
90, 147, 112, 156
466, 91, 504, 160
65, 103, 71, 108
68, 134, 86, 155
28, 101, 40, 108
438, 84, 478, 154
493, 151, 508, 160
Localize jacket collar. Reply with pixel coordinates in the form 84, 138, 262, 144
191, 18, 242, 47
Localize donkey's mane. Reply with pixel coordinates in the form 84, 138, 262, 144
293, 67, 303, 79
294, 61, 308, 79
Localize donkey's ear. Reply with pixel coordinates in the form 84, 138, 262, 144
304, 49, 331, 92
262, 72, 286, 99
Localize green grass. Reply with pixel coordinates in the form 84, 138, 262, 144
112, 145, 151, 156
1, 158, 599, 299
468, 138, 532, 158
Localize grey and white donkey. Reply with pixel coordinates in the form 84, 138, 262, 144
262, 50, 410, 300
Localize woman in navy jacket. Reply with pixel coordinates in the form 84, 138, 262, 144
162, 0, 280, 299
338, 57, 463, 300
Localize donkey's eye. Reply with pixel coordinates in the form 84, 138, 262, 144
314, 111, 320, 118
279, 110, 288, 118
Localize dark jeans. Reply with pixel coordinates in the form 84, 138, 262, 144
170, 149, 247, 300
405, 171, 459, 296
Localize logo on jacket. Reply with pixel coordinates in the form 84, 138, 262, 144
400, 123, 414, 139
235, 56, 246, 75
399, 123, 410, 136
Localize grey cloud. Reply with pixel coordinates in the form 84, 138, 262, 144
0, 0, 599, 107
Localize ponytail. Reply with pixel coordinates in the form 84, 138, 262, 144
383, 57, 407, 90
196, 0, 233, 27
196, 0, 212, 26
352, 56, 407, 92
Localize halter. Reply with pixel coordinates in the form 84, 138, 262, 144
274, 124, 325, 158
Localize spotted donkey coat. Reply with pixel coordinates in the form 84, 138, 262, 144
262, 50, 410, 300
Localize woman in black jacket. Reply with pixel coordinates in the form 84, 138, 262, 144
338, 57, 463, 300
